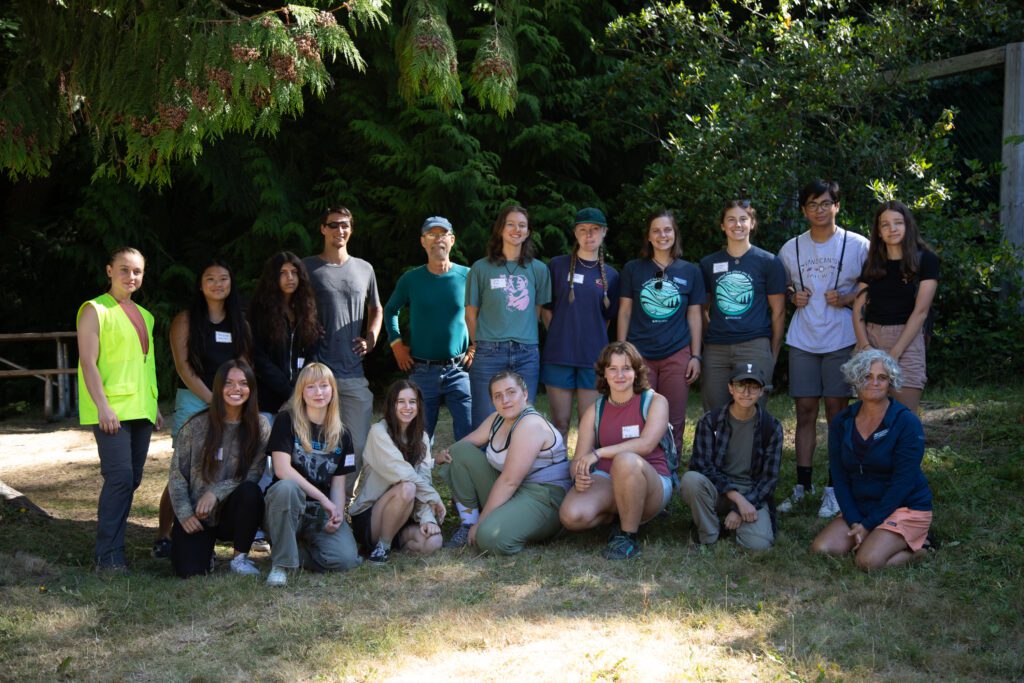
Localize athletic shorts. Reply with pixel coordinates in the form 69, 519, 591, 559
541, 363, 597, 391
788, 345, 855, 398
592, 470, 673, 518
875, 507, 932, 551
349, 506, 411, 554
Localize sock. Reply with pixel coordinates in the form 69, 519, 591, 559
456, 502, 479, 526
796, 466, 813, 490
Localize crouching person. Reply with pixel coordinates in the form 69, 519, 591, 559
264, 363, 361, 586
681, 362, 782, 550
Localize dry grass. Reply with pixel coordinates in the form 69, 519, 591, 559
1, 387, 1022, 682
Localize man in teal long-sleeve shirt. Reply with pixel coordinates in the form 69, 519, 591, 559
383, 216, 473, 441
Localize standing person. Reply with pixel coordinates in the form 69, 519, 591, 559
465, 205, 551, 429
617, 209, 705, 453
167, 360, 270, 578
247, 251, 322, 419
810, 350, 933, 571
303, 206, 382, 492
852, 201, 939, 414
700, 200, 787, 413
383, 216, 473, 442
777, 180, 869, 518
264, 363, 362, 586
438, 371, 570, 554
348, 380, 446, 564
77, 247, 162, 573
153, 258, 253, 558
541, 207, 620, 439
559, 342, 673, 561
681, 362, 783, 550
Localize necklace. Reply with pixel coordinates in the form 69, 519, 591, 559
575, 256, 598, 270
504, 260, 520, 276
652, 257, 673, 271
608, 394, 632, 407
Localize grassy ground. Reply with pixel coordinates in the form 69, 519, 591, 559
1, 386, 1022, 682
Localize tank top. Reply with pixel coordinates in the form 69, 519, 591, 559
595, 393, 669, 477
185, 317, 238, 390
485, 407, 571, 489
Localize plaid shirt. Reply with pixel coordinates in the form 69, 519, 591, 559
688, 403, 783, 510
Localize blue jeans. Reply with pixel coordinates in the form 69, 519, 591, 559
410, 360, 472, 442
468, 341, 540, 429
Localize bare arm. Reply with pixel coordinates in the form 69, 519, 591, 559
686, 303, 703, 383
465, 305, 479, 344
540, 306, 552, 328
768, 292, 785, 360
365, 305, 383, 349
477, 414, 549, 526
889, 280, 937, 360
170, 311, 213, 404
616, 297, 632, 342
852, 283, 871, 350
77, 304, 119, 434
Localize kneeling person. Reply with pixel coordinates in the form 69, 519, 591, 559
681, 362, 782, 550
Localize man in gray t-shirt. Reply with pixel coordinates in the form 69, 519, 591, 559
303, 206, 382, 493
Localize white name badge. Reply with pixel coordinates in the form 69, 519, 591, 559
622, 425, 641, 439
713, 262, 729, 274
296, 357, 306, 369
673, 277, 688, 286
570, 273, 585, 284
214, 331, 233, 344
344, 453, 356, 467
490, 277, 507, 289
215, 447, 224, 461
874, 429, 889, 440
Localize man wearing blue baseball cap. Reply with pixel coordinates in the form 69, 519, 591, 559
383, 216, 473, 441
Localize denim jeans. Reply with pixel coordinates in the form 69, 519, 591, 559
410, 360, 472, 442
468, 341, 540, 429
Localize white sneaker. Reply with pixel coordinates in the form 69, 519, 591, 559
777, 484, 815, 513
266, 566, 287, 587
230, 553, 260, 576
818, 486, 840, 518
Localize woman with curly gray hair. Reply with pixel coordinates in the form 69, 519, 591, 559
810, 349, 933, 570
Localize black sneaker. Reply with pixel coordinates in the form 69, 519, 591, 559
368, 541, 391, 565
152, 537, 172, 559
602, 531, 642, 560
443, 524, 471, 549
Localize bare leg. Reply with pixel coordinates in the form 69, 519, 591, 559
810, 517, 855, 555
794, 397, 821, 468
369, 482, 416, 544
559, 476, 616, 530
157, 486, 173, 540
855, 527, 925, 571
823, 397, 850, 426
545, 385, 575, 441
609, 452, 664, 533
575, 389, 599, 431
893, 387, 922, 414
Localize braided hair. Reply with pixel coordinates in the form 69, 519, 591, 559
567, 241, 611, 309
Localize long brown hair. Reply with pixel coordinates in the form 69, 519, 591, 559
383, 380, 427, 466
196, 360, 263, 483
862, 201, 932, 282
248, 251, 321, 351
640, 209, 683, 259
486, 205, 535, 266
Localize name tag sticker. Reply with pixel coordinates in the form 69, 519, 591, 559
344, 453, 356, 467
296, 357, 306, 369
673, 277, 688, 286
874, 429, 889, 440
214, 331, 233, 344
490, 277, 507, 290
622, 425, 641, 439
713, 262, 729, 274
570, 273, 585, 284
215, 448, 224, 461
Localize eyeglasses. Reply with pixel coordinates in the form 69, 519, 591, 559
730, 382, 762, 395
655, 269, 665, 290
862, 373, 890, 385
423, 231, 451, 241
324, 221, 350, 230
805, 200, 835, 212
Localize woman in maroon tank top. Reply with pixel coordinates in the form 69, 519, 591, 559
559, 341, 673, 560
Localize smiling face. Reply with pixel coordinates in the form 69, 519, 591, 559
222, 367, 251, 410
802, 192, 840, 230
603, 353, 636, 396
857, 360, 891, 402
721, 207, 754, 244
727, 379, 763, 409
321, 212, 353, 250
106, 252, 145, 298
200, 265, 231, 303
647, 216, 676, 255
421, 227, 454, 262
394, 388, 419, 426
278, 262, 299, 296
574, 222, 606, 256
490, 376, 528, 418
302, 375, 334, 409
502, 211, 530, 249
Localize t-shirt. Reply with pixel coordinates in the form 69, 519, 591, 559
303, 256, 380, 379
466, 258, 551, 344
777, 227, 869, 353
542, 254, 620, 368
620, 258, 706, 360
860, 250, 940, 325
267, 411, 356, 497
700, 246, 787, 345
383, 263, 470, 360
722, 412, 755, 494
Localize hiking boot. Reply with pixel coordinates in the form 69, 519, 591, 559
266, 566, 288, 587
777, 484, 815, 513
602, 531, 642, 560
230, 553, 261, 576
818, 486, 840, 518
368, 541, 391, 565
443, 524, 471, 549
151, 537, 172, 559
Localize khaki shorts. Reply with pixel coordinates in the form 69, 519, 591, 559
865, 323, 928, 389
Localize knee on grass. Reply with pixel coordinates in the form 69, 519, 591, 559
474, 521, 523, 556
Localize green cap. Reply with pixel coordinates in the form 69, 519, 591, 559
574, 207, 607, 228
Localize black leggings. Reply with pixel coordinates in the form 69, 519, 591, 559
170, 481, 264, 578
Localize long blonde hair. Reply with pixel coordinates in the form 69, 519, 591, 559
289, 363, 344, 453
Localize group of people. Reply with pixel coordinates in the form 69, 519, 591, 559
76, 178, 937, 581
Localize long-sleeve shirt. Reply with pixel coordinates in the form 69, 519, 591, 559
168, 413, 270, 526
688, 403, 782, 510
829, 399, 932, 531
348, 421, 442, 525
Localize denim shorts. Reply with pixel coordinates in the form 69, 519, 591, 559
541, 363, 597, 390
592, 470, 673, 515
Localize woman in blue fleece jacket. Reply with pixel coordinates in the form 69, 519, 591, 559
811, 349, 932, 571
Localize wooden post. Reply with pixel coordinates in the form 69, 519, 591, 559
1002, 43, 1024, 266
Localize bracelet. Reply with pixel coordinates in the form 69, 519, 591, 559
691, 355, 702, 362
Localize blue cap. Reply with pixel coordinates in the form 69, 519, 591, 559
421, 216, 453, 233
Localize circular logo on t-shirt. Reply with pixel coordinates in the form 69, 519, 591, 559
639, 278, 681, 320
715, 270, 754, 316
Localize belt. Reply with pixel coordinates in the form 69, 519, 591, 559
412, 353, 465, 368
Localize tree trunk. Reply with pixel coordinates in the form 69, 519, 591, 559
0, 478, 51, 517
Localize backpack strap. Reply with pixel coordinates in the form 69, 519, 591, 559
592, 396, 606, 448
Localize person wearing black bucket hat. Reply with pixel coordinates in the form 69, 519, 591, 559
540, 207, 619, 440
